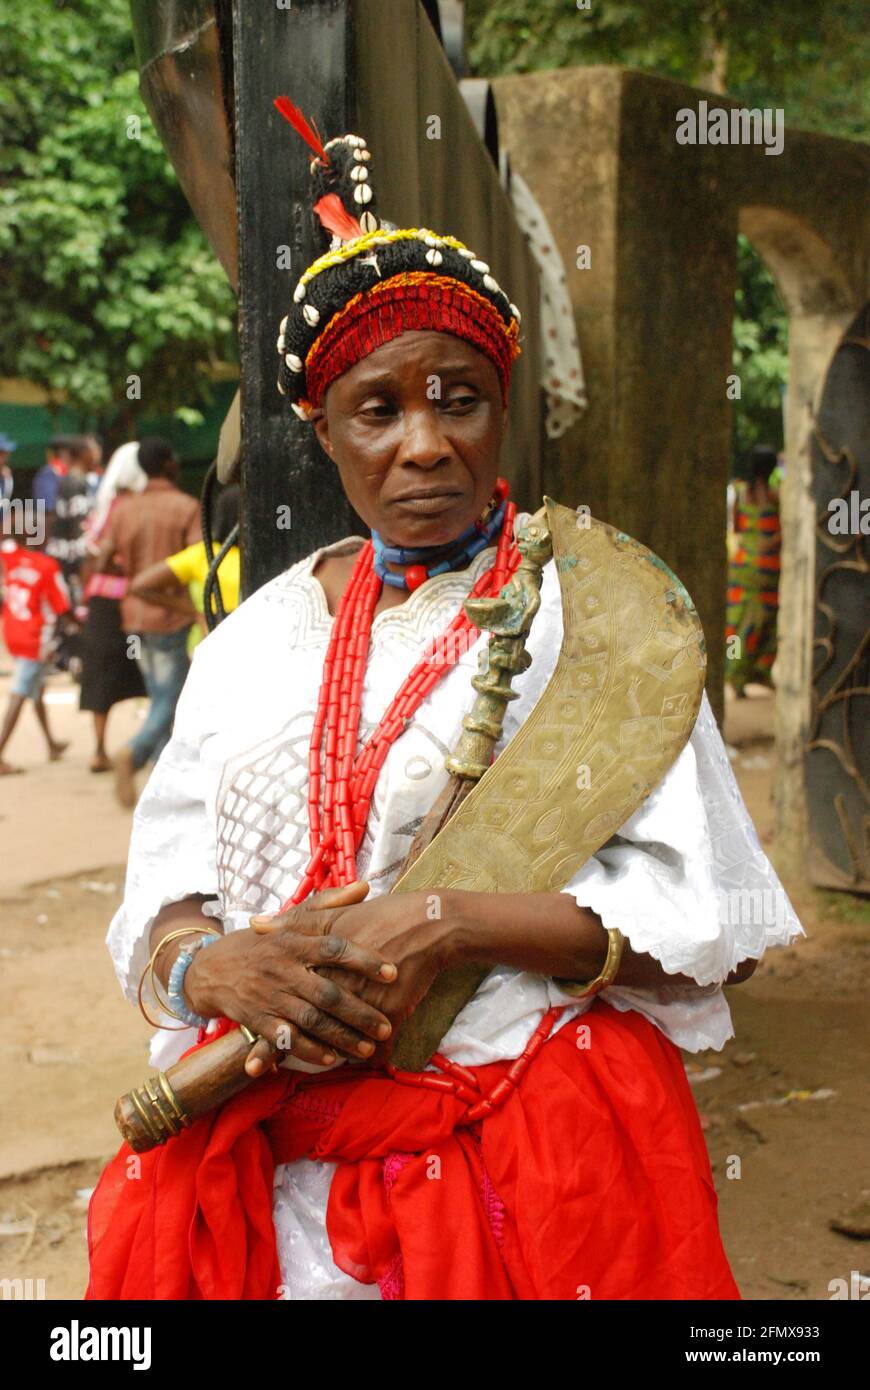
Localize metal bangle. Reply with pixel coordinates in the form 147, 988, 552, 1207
137, 925, 222, 1031
553, 926, 625, 999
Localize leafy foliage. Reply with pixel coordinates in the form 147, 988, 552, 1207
732, 236, 788, 465
465, 1, 870, 141
0, 0, 236, 434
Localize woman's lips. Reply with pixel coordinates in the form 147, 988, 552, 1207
390, 491, 463, 514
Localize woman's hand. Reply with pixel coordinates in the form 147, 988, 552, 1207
251, 885, 462, 1063
184, 883, 398, 1076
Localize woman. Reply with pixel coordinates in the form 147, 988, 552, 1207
725, 444, 782, 696
88, 117, 801, 1301
78, 442, 147, 771
126, 484, 240, 657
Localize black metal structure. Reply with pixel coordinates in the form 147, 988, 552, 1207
130, 0, 237, 287
231, 0, 360, 596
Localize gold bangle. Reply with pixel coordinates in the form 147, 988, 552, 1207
137, 926, 221, 1031
553, 926, 625, 999
150, 926, 221, 1024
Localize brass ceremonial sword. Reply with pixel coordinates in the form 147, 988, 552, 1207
115, 499, 705, 1149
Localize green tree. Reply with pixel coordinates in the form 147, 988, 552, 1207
0, 0, 236, 440
465, 1, 870, 140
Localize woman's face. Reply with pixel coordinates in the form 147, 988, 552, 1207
313, 331, 507, 547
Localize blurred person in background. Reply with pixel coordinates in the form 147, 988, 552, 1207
48, 435, 94, 606
31, 435, 76, 545
0, 433, 15, 504
92, 436, 200, 805
725, 443, 782, 697
78, 442, 147, 773
83, 433, 105, 498
128, 483, 240, 657
0, 504, 73, 774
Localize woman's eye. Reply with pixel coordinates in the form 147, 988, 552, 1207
444, 394, 477, 411
359, 401, 395, 418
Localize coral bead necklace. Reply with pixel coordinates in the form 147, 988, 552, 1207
279, 479, 519, 908
272, 480, 566, 1120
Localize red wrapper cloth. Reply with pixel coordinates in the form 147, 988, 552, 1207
86, 1004, 739, 1301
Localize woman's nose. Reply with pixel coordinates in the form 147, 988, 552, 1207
396, 405, 452, 470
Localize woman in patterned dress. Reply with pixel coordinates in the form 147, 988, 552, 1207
726, 445, 782, 696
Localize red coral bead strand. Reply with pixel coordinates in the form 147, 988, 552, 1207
284, 488, 520, 908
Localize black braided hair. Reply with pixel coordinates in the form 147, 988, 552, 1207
275, 135, 521, 416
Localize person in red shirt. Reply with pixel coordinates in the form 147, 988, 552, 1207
0, 516, 73, 774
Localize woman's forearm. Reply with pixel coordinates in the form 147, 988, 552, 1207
447, 889, 698, 991
148, 895, 221, 992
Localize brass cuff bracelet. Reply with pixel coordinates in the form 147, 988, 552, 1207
553, 926, 625, 999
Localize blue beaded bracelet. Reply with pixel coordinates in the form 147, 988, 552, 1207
166, 932, 221, 1029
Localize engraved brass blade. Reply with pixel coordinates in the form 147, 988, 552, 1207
389, 498, 707, 1070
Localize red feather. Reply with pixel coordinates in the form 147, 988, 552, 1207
274, 96, 329, 164
314, 194, 363, 243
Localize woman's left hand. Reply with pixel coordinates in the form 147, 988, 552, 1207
251, 884, 460, 1058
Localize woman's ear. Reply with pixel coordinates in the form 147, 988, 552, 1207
313, 412, 334, 461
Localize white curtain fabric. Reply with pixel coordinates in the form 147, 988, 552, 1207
509, 170, 588, 439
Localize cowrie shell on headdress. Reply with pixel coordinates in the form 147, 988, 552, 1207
355, 149, 372, 162
510, 303, 522, 322
279, 315, 288, 334
277, 379, 286, 396
277, 335, 286, 353
423, 234, 443, 247
291, 402, 309, 419
483, 275, 499, 293
425, 248, 443, 266
359, 211, 378, 233
471, 259, 489, 273
303, 304, 320, 327
350, 165, 369, 182
354, 183, 373, 205
458, 248, 475, 259
285, 353, 303, 373
293, 282, 306, 303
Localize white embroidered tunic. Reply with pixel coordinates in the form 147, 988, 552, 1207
106, 523, 801, 1299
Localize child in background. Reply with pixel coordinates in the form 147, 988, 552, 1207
0, 515, 74, 775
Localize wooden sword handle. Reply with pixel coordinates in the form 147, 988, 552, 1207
115, 1025, 256, 1152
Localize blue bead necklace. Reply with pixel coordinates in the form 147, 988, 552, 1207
372, 491, 508, 591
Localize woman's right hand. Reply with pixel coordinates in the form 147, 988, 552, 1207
184, 883, 397, 1075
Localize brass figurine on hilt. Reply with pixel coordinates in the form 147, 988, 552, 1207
446, 505, 552, 780
398, 505, 551, 878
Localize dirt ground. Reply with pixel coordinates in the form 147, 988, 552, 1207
0, 666, 868, 1301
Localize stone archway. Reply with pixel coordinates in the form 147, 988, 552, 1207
738, 207, 857, 868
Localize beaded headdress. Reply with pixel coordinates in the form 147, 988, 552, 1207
274, 98, 523, 420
